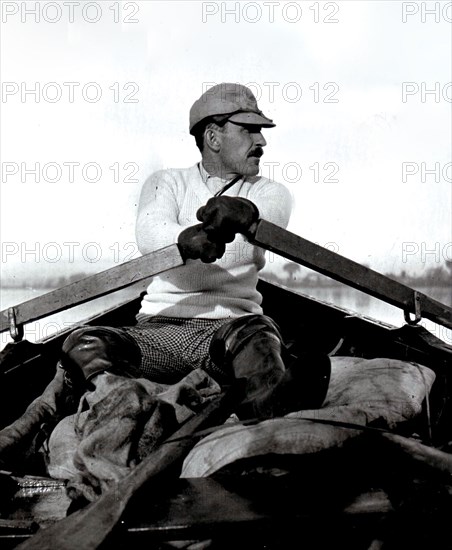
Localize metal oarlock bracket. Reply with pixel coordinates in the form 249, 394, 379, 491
404, 291, 422, 325
8, 307, 24, 342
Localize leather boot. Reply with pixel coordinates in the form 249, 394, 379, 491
210, 315, 331, 420
0, 366, 75, 469
0, 327, 142, 470
61, 326, 142, 387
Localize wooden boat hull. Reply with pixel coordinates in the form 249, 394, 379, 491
2, 279, 450, 437
0, 279, 451, 549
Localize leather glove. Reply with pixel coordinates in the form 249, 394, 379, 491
196, 196, 259, 242
178, 223, 226, 263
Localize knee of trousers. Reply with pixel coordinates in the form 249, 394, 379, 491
61, 326, 142, 382
209, 314, 284, 368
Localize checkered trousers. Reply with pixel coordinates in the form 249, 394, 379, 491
122, 316, 232, 384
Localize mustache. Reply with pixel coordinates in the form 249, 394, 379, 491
248, 148, 264, 158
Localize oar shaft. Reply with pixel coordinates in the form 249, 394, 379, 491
15, 387, 240, 550
2, 221, 450, 333
0, 245, 184, 334
248, 220, 452, 330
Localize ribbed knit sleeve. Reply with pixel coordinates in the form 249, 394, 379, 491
247, 179, 292, 229
135, 170, 185, 254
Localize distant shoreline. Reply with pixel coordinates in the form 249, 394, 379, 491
1, 261, 451, 292
1, 278, 450, 290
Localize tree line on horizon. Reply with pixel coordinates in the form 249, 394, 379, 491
2, 260, 451, 290
265, 260, 452, 290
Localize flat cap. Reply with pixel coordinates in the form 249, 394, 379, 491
189, 83, 275, 135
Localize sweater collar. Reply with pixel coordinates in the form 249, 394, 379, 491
198, 162, 211, 184
198, 162, 245, 185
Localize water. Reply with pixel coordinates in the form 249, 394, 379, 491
1, 284, 451, 350
0, 286, 142, 350
297, 284, 451, 345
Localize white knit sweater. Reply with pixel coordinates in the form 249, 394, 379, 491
136, 163, 292, 319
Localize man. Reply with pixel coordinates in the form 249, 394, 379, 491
0, 84, 330, 472
122, 82, 330, 418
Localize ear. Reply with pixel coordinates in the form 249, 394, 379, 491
205, 127, 221, 153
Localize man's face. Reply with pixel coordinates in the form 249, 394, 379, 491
216, 121, 267, 178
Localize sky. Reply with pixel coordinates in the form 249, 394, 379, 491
1, 0, 451, 288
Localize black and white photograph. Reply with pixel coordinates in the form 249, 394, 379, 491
0, 1, 451, 548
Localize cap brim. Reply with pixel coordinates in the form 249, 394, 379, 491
228, 112, 276, 128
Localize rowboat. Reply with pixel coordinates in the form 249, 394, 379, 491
0, 220, 451, 550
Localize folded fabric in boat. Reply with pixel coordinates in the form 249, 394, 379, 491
46, 369, 220, 502
181, 357, 436, 478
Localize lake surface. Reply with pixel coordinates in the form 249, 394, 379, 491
0, 286, 141, 350
1, 284, 451, 350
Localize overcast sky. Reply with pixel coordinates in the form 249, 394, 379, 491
1, 0, 451, 286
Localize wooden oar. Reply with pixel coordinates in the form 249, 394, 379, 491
0, 244, 184, 335
2, 220, 450, 336
15, 387, 240, 550
377, 431, 452, 476
289, 417, 452, 476
248, 220, 452, 330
